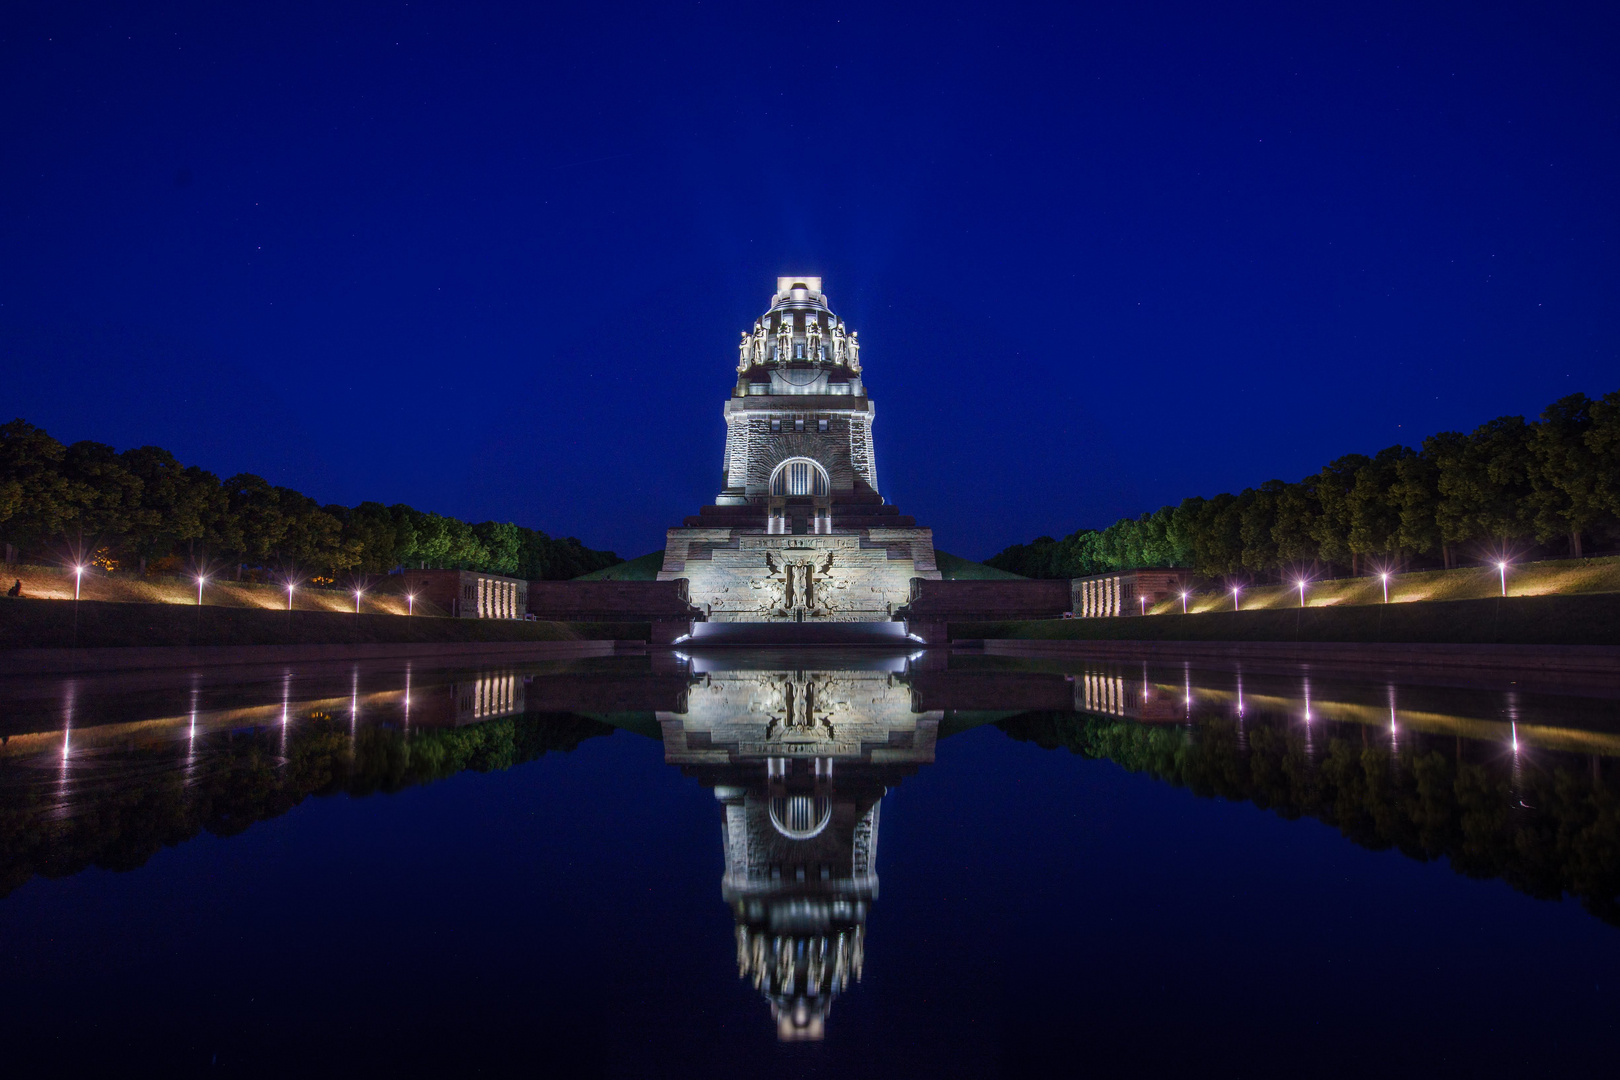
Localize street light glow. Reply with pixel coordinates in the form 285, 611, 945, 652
74, 564, 84, 601
287, 582, 295, 610
1296, 579, 1306, 608
1497, 560, 1508, 596
1380, 572, 1390, 604
196, 575, 206, 605
355, 589, 363, 613
407, 593, 416, 616
1180, 591, 1188, 614
1232, 586, 1241, 612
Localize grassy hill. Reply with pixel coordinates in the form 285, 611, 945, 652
0, 598, 646, 649
574, 548, 1019, 582
1163, 555, 1620, 614
935, 550, 1025, 580
957, 592, 1620, 646
574, 551, 666, 581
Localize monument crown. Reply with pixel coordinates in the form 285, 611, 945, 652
658, 277, 940, 622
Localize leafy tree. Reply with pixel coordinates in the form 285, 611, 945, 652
472, 521, 523, 576
340, 501, 406, 574
1346, 446, 1410, 567
1239, 481, 1283, 572
59, 441, 142, 558
1270, 479, 1319, 565
1528, 393, 1601, 557
0, 419, 75, 554
1311, 453, 1370, 572
1589, 390, 1620, 524
1389, 448, 1441, 560
221, 474, 287, 575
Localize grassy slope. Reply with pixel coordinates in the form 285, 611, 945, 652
574, 551, 666, 581
572, 548, 1021, 581
1164, 555, 1620, 614
956, 592, 1620, 646
934, 550, 1025, 580
0, 599, 648, 649
0, 562, 440, 615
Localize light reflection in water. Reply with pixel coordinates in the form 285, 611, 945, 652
1, 648, 1619, 1041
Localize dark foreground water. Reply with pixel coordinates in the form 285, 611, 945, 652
1, 646, 1617, 1077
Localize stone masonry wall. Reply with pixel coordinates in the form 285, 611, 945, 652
662, 527, 940, 622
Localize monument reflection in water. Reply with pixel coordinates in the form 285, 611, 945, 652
659, 651, 937, 1040
4, 647, 1620, 1063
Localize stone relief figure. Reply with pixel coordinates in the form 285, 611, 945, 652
831, 322, 846, 364
846, 330, 861, 372
776, 316, 794, 364
738, 331, 753, 372
806, 317, 823, 362
753, 320, 768, 366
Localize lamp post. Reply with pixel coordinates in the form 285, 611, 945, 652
287, 582, 295, 610
74, 564, 84, 601
407, 593, 416, 616
1232, 586, 1241, 612
355, 589, 363, 614
1497, 561, 1508, 597
1380, 572, 1390, 604
1180, 591, 1189, 614
196, 575, 206, 606
1296, 579, 1307, 608
1139, 594, 1148, 616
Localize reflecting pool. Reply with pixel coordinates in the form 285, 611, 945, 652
2, 646, 1617, 1075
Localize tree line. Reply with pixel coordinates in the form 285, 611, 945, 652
987, 388, 1620, 580
0, 419, 622, 581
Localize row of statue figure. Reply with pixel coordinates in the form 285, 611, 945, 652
738, 317, 861, 373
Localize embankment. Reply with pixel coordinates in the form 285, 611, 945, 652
956, 591, 1620, 647
0, 598, 646, 654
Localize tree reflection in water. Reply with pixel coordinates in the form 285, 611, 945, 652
2, 648, 1618, 1049
998, 700, 1620, 925
0, 703, 612, 897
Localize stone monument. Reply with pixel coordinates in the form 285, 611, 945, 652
659, 277, 941, 622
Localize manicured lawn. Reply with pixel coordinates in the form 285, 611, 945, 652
956, 591, 1620, 646
0, 599, 646, 649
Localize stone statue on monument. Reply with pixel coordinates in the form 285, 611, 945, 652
846, 330, 861, 372
776, 316, 794, 364
738, 331, 753, 371
806, 317, 823, 362
753, 320, 768, 366
831, 322, 846, 364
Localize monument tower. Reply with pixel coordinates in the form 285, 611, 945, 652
659, 277, 940, 622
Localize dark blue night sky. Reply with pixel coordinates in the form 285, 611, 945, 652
3, 2, 1616, 561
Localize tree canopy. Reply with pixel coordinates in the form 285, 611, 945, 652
0, 419, 621, 581
988, 388, 1620, 580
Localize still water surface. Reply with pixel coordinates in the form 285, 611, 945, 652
1, 646, 1616, 1075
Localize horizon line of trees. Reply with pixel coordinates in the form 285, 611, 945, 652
987, 388, 1620, 581
0, 419, 622, 583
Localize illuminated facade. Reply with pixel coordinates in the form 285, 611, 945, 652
659, 278, 940, 622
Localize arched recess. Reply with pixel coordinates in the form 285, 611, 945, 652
769, 457, 830, 497
768, 795, 832, 840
